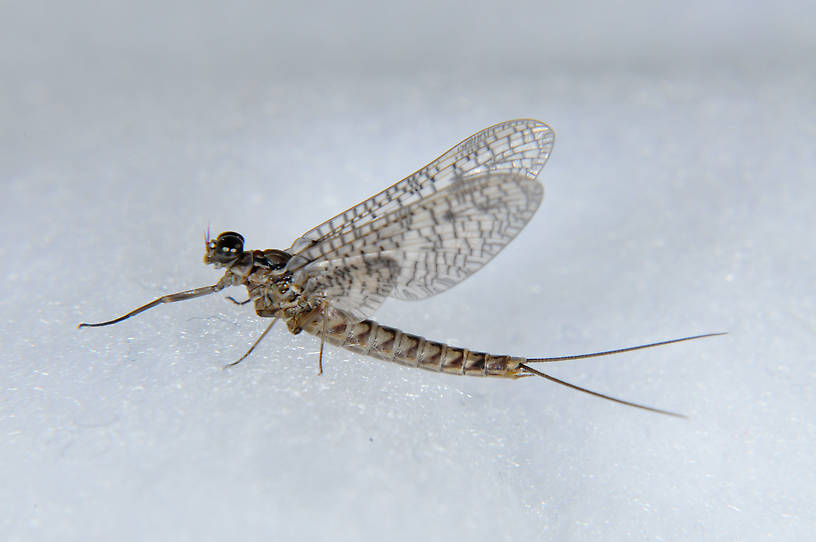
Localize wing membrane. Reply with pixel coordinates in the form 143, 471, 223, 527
289, 172, 543, 315
288, 119, 554, 255
299, 256, 399, 320
285, 120, 553, 318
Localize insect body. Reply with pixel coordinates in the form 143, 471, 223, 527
80, 119, 721, 416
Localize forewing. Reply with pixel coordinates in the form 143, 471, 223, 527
290, 172, 543, 316
386, 173, 543, 299
287, 119, 554, 255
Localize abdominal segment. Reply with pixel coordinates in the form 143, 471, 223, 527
301, 310, 524, 378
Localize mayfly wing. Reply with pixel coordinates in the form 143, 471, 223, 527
283, 120, 553, 319
289, 171, 543, 318
298, 256, 400, 320
287, 119, 554, 256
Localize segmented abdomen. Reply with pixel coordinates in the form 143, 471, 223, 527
302, 310, 525, 378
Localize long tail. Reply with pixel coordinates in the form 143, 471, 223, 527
526, 332, 726, 363
519, 332, 727, 418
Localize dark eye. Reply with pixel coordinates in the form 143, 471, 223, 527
215, 231, 244, 256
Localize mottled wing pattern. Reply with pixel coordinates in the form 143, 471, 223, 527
298, 256, 400, 320
286, 119, 554, 318
365, 172, 543, 300
290, 172, 542, 314
287, 119, 554, 256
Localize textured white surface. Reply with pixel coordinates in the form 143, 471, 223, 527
2, 2, 814, 540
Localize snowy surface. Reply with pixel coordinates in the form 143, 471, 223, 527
2, 1, 814, 540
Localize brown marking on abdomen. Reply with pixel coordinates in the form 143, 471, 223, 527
440, 347, 465, 374
299, 311, 525, 378
464, 351, 487, 376
370, 325, 397, 356
417, 341, 444, 371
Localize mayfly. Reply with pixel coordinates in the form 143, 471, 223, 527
79, 119, 722, 417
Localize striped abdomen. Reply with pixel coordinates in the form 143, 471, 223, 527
301, 310, 525, 378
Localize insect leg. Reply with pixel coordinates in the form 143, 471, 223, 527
224, 317, 279, 368
317, 316, 327, 376
226, 296, 253, 306
78, 282, 229, 328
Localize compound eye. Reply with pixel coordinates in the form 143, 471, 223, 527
215, 231, 244, 257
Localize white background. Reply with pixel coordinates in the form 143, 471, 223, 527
2, 1, 814, 540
